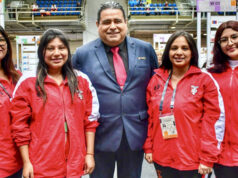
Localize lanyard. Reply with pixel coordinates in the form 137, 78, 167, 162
0, 82, 11, 99
159, 73, 177, 112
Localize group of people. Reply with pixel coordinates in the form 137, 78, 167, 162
131, 0, 170, 7
31, 3, 39, 12
143, 1, 175, 16
31, 2, 57, 17
1, 1, 238, 178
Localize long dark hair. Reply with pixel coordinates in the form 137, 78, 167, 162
36, 28, 78, 102
209, 21, 238, 73
161, 30, 198, 70
0, 25, 20, 84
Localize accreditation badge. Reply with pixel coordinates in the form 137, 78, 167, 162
159, 113, 178, 139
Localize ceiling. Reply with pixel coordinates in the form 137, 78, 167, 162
4, 3, 209, 40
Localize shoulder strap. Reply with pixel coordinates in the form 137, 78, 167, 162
0, 82, 11, 99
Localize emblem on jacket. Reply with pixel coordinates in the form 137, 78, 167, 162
191, 85, 198, 95
138, 57, 146, 60
76, 90, 83, 100
154, 84, 160, 91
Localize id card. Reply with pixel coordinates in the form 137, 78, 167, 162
159, 114, 178, 139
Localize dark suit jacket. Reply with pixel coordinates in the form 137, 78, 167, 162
72, 36, 158, 151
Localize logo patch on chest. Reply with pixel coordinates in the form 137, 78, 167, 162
191, 85, 199, 95
154, 84, 160, 91
76, 90, 83, 100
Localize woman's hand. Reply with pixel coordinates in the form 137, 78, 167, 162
84, 154, 95, 175
198, 163, 212, 175
22, 161, 34, 178
145, 153, 153, 163
19, 145, 34, 178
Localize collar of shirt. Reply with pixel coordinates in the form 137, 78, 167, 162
103, 39, 127, 54
229, 59, 238, 69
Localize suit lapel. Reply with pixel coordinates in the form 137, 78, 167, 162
94, 39, 117, 84
124, 37, 136, 89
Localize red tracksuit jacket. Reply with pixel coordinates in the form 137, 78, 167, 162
143, 66, 225, 170
211, 65, 238, 166
0, 77, 22, 177
11, 70, 100, 177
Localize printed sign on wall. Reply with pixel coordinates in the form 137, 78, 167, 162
197, 0, 236, 12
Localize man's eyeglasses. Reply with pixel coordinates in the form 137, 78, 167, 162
218, 33, 238, 46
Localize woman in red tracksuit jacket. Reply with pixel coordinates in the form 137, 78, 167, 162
143, 31, 225, 178
209, 20, 238, 178
11, 29, 100, 178
0, 25, 22, 178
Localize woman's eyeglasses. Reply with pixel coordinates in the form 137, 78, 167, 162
218, 34, 238, 46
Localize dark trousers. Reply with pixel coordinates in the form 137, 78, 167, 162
90, 131, 144, 178
7, 169, 22, 178
154, 163, 202, 178
214, 164, 238, 178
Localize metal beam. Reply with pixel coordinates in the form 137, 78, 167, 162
197, 12, 202, 67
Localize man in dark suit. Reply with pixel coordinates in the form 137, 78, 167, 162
72, 2, 158, 178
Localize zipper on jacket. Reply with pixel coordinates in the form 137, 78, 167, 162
229, 69, 234, 87
228, 68, 234, 151
59, 84, 68, 177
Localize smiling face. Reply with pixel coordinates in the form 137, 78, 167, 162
220, 28, 238, 60
96, 8, 127, 47
0, 34, 7, 63
169, 36, 192, 70
44, 37, 68, 74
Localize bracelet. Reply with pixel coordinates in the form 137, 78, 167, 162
86, 152, 94, 155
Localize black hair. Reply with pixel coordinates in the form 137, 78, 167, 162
161, 30, 198, 69
36, 28, 78, 102
97, 1, 126, 23
0, 25, 20, 84
209, 20, 238, 73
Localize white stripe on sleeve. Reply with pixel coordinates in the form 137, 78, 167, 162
202, 69, 225, 150
75, 70, 100, 121
12, 71, 36, 100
